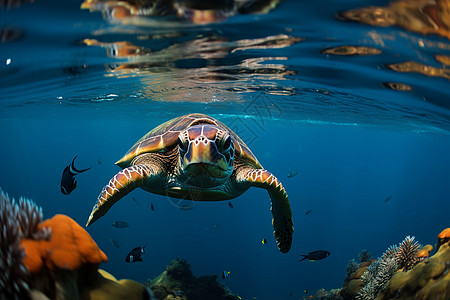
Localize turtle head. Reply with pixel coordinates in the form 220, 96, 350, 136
178, 124, 234, 186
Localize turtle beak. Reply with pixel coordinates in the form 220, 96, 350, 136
183, 140, 228, 178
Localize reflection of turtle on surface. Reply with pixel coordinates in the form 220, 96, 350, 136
86, 113, 294, 253
81, 0, 282, 24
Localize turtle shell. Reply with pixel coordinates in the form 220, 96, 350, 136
116, 113, 262, 169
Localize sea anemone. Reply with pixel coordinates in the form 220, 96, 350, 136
0, 189, 30, 300
17, 197, 49, 240
395, 235, 420, 271
358, 250, 372, 262
382, 245, 399, 260
357, 248, 398, 300
346, 259, 359, 277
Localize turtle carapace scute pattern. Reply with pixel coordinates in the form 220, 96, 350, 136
86, 113, 294, 253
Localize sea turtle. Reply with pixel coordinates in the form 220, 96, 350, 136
86, 113, 294, 253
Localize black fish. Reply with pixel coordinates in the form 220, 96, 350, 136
228, 201, 233, 208
305, 209, 312, 216
299, 250, 331, 262
112, 221, 129, 228
60, 156, 90, 195
384, 196, 392, 202
125, 245, 146, 263
151, 203, 155, 211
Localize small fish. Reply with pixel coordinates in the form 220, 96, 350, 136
222, 270, 230, 279
262, 238, 267, 244
299, 250, 331, 262
228, 201, 234, 208
305, 209, 312, 216
287, 169, 298, 178
151, 203, 155, 211
112, 221, 129, 228
109, 238, 120, 248
131, 197, 137, 203
60, 155, 91, 195
384, 196, 392, 203
125, 245, 146, 263
97, 156, 102, 165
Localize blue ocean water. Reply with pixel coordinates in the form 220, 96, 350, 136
1, 0, 450, 299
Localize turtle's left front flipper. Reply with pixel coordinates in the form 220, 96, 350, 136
244, 169, 294, 253
86, 165, 154, 226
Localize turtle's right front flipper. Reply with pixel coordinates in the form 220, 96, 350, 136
86, 165, 154, 226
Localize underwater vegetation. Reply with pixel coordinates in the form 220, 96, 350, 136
146, 258, 239, 300
304, 231, 450, 300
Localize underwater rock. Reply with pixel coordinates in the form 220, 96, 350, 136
147, 258, 240, 300
80, 269, 154, 300
0, 187, 155, 300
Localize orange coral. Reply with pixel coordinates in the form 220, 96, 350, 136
416, 249, 430, 261
438, 228, 450, 239
437, 228, 450, 251
20, 214, 107, 273
422, 244, 434, 252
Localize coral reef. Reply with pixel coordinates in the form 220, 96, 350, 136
394, 235, 420, 272
346, 259, 359, 278
301, 288, 343, 300
339, 230, 450, 300
354, 236, 420, 300
147, 258, 240, 300
358, 250, 372, 263
375, 229, 450, 300
20, 214, 107, 272
356, 251, 398, 300
0, 187, 155, 300
0, 189, 31, 300
437, 228, 450, 251
341, 236, 422, 300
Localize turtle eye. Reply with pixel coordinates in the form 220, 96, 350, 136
221, 136, 233, 152
177, 137, 187, 153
